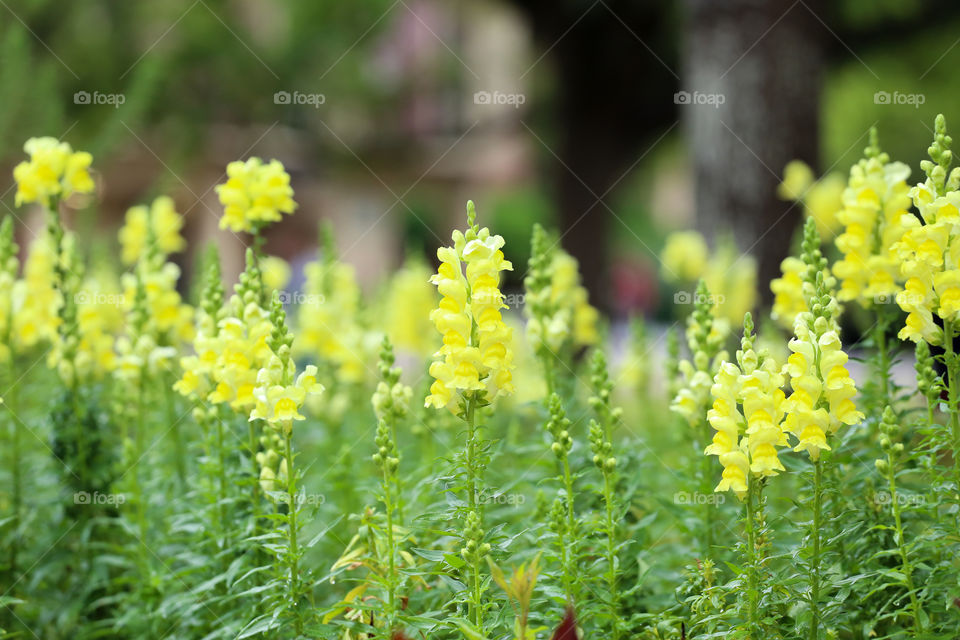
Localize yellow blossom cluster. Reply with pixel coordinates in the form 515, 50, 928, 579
661, 230, 756, 327
296, 258, 372, 384
770, 256, 808, 328
120, 259, 194, 345
777, 160, 846, 238
215, 157, 296, 233
11, 233, 61, 349
892, 119, 960, 345
12, 137, 94, 207
832, 140, 912, 305
706, 318, 787, 498
383, 258, 437, 358
119, 196, 186, 265
425, 208, 515, 411
206, 295, 274, 410
250, 351, 323, 433
526, 248, 599, 353
782, 319, 862, 459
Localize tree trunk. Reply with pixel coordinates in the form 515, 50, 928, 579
511, 0, 679, 312
684, 0, 823, 304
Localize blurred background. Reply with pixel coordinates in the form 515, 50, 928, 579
1, 0, 958, 320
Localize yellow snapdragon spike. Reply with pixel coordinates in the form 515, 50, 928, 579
383, 259, 437, 357
425, 205, 515, 411
215, 157, 296, 233
661, 231, 708, 282
782, 323, 863, 460
531, 249, 599, 351
295, 258, 371, 384
770, 256, 808, 328
831, 148, 912, 305
778, 160, 815, 202
12, 233, 61, 349
706, 315, 788, 499
261, 256, 292, 292
119, 196, 186, 265
12, 137, 94, 207
250, 359, 323, 429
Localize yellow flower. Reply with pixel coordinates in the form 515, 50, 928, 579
891, 172, 960, 343
12, 233, 61, 348
261, 256, 292, 292
525, 247, 599, 353
832, 140, 912, 305
804, 173, 845, 237
215, 157, 296, 233
296, 258, 372, 384
12, 137, 94, 207
661, 231, 708, 282
706, 318, 787, 499
208, 304, 273, 410
250, 358, 323, 432
770, 257, 808, 328
782, 321, 863, 460
425, 213, 515, 411
383, 259, 436, 357
119, 196, 186, 265
777, 160, 814, 202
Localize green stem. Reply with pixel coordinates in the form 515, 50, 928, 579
603, 469, 620, 639
875, 316, 891, 407
134, 374, 148, 545
943, 319, 960, 520
166, 372, 186, 488
213, 407, 228, 547
886, 459, 924, 633
7, 356, 20, 578
744, 478, 759, 635
699, 428, 714, 556
561, 455, 578, 603
464, 393, 484, 631
249, 419, 262, 525
382, 459, 398, 629
809, 458, 823, 640
283, 430, 302, 635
